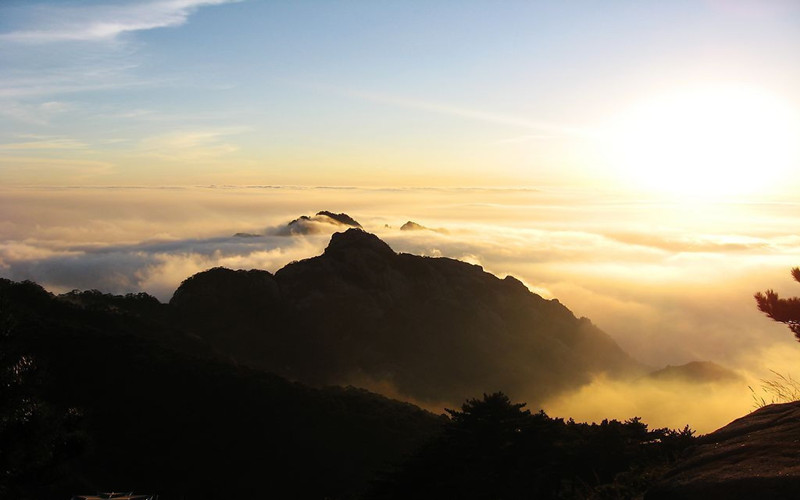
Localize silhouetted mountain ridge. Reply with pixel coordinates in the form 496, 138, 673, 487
323, 226, 395, 256
275, 210, 363, 235
647, 361, 743, 384
171, 228, 644, 406
3, 229, 775, 499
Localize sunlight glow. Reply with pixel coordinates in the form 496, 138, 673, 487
606, 85, 800, 198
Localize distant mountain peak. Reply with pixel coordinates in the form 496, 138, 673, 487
316, 211, 362, 228
647, 360, 742, 384
324, 228, 395, 257
400, 221, 425, 231
278, 211, 363, 235
399, 220, 448, 234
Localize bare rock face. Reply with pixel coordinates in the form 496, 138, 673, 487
646, 401, 800, 500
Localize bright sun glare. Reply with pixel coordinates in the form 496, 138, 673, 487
607, 85, 800, 198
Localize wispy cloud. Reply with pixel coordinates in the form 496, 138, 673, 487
0, 0, 240, 44
0, 135, 89, 151
303, 83, 593, 138
0, 66, 155, 100
0, 0, 239, 114
138, 128, 247, 161
0, 100, 78, 125
0, 156, 115, 181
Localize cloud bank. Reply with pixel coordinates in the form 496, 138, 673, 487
2, 185, 800, 430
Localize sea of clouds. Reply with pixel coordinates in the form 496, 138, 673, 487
3, 185, 800, 431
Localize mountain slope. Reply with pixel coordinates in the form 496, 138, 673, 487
171, 228, 644, 407
646, 401, 800, 499
0, 279, 442, 500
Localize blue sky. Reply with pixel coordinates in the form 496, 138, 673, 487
1, 0, 799, 188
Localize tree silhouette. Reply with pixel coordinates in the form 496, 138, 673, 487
755, 268, 800, 341
0, 288, 86, 499
367, 392, 562, 500
366, 392, 695, 500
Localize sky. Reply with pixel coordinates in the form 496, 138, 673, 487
2, 0, 800, 431
1, 0, 799, 190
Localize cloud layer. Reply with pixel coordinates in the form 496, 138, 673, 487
2, 185, 800, 430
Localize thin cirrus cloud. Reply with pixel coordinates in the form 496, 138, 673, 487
0, 68, 155, 101
0, 0, 241, 44
302, 82, 593, 139
137, 128, 248, 162
0, 135, 89, 151
0, 0, 234, 111
0, 156, 116, 181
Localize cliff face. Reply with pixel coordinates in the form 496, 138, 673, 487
171, 228, 643, 406
646, 401, 800, 500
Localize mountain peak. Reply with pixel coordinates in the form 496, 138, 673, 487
648, 360, 742, 384
400, 221, 425, 231
279, 211, 363, 235
316, 211, 362, 228
324, 228, 395, 257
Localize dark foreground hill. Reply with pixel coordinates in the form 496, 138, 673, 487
0, 279, 442, 500
646, 401, 800, 500
170, 228, 643, 407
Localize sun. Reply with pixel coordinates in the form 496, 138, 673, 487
605, 84, 800, 199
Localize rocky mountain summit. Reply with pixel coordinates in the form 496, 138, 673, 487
276, 210, 363, 235
171, 228, 643, 406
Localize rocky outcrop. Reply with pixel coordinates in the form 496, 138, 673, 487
276, 211, 363, 235
646, 401, 800, 499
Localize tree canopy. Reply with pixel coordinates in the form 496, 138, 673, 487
366, 392, 695, 500
755, 267, 800, 341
